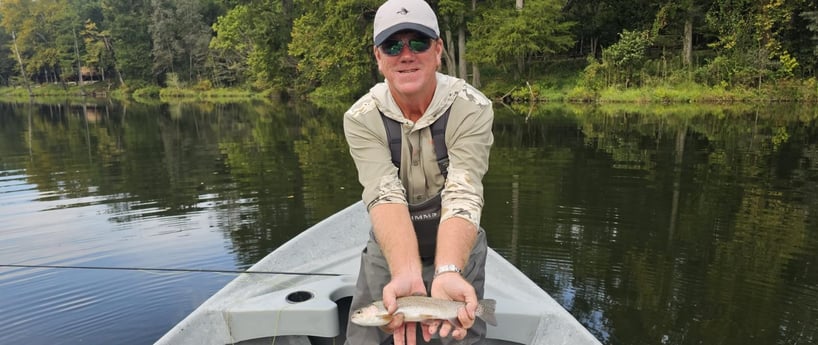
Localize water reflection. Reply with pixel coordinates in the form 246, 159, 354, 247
0, 100, 816, 345
0, 100, 361, 344
484, 104, 818, 345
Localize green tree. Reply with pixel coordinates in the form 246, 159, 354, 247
705, 0, 801, 86
209, 0, 296, 89
797, 8, 818, 76
0, 0, 32, 88
0, 29, 17, 86
467, 0, 574, 78
602, 29, 654, 87
563, 0, 661, 58
647, 0, 711, 68
0, 0, 77, 85
289, 0, 380, 99
806, 11, 818, 54
102, 0, 153, 83
437, 0, 470, 81
68, 0, 106, 84
208, 4, 252, 87
149, 0, 213, 84
82, 19, 120, 84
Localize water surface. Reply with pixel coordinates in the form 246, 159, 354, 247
0, 101, 815, 345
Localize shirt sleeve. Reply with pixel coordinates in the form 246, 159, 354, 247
440, 98, 494, 228
343, 106, 407, 210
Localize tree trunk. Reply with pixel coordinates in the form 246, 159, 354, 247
11, 31, 33, 97
683, 16, 693, 67
591, 36, 599, 57
514, 1, 525, 77
516, 56, 525, 78
668, 125, 687, 240
74, 28, 85, 95
578, 36, 584, 56
470, 0, 480, 87
444, 26, 457, 76
189, 53, 193, 81
472, 64, 481, 88
103, 36, 126, 86
457, 20, 467, 79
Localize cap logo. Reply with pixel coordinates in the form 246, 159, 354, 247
397, 7, 408, 15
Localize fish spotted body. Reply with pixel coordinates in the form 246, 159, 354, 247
350, 296, 497, 327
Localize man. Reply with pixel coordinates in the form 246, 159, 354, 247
343, 0, 493, 344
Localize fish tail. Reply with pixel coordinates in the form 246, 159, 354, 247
476, 299, 497, 326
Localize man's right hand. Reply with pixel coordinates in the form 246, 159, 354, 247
381, 273, 427, 345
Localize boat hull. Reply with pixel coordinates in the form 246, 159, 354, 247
155, 202, 602, 345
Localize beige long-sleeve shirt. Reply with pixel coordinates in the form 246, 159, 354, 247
343, 73, 493, 229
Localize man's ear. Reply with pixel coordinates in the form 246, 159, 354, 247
374, 46, 385, 73
435, 39, 444, 66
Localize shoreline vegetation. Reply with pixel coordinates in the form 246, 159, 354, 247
1, 75, 815, 106
1, 2, 816, 111
0, 82, 274, 104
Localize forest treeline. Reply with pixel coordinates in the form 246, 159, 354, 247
0, 0, 817, 102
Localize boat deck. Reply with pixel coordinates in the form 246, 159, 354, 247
155, 202, 602, 345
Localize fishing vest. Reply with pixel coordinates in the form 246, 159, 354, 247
380, 106, 451, 259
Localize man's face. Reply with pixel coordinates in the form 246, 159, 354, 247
374, 31, 442, 100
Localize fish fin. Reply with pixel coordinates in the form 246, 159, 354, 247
447, 318, 462, 328
476, 299, 498, 326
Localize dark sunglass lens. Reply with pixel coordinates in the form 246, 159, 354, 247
380, 38, 431, 56
408, 39, 430, 53
381, 40, 404, 56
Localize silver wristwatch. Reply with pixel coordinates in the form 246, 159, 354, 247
434, 264, 462, 277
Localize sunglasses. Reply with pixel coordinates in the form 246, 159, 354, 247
379, 38, 433, 56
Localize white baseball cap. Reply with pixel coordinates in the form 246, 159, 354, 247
373, 0, 440, 46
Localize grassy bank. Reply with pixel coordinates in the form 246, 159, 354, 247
2, 71, 817, 106
0, 82, 115, 101
478, 59, 818, 104
0, 81, 275, 104
482, 79, 816, 104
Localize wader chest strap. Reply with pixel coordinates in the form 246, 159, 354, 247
380, 106, 452, 178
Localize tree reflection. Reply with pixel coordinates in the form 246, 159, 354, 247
485, 103, 818, 345
1, 100, 359, 269
3, 99, 816, 345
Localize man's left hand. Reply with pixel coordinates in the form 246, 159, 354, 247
427, 272, 478, 340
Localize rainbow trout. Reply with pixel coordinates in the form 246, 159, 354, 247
350, 296, 497, 327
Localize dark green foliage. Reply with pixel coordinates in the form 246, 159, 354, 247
0, 0, 816, 99
467, 0, 574, 78
149, 0, 213, 84
101, 0, 153, 82
288, 0, 381, 100
209, 0, 297, 90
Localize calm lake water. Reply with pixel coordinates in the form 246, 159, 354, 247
0, 100, 816, 345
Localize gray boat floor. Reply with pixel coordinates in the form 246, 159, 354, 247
154, 202, 601, 345
233, 295, 523, 345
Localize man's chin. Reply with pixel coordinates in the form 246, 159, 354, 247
389, 80, 428, 96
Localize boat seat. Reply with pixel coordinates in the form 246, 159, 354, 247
223, 275, 356, 343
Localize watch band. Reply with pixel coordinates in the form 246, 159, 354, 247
434, 264, 462, 278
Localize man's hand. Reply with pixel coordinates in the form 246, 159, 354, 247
381, 273, 427, 345
426, 272, 478, 340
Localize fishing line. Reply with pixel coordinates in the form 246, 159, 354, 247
0, 264, 341, 277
